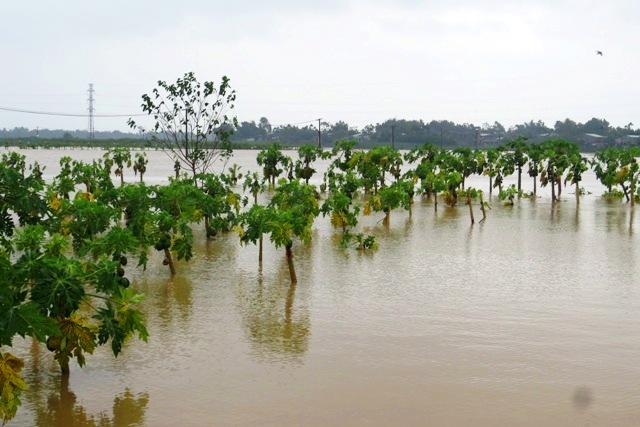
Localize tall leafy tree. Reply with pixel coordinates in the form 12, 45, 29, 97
128, 72, 237, 178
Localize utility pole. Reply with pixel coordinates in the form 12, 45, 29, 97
317, 118, 322, 148
87, 83, 95, 141
391, 124, 396, 150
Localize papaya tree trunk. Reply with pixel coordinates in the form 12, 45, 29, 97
285, 243, 297, 283
383, 208, 390, 227
575, 182, 580, 205
163, 248, 176, 275
489, 176, 493, 198
466, 193, 475, 225
622, 184, 630, 203
480, 193, 487, 223
259, 237, 263, 266
557, 176, 562, 200
60, 361, 70, 376
533, 176, 537, 196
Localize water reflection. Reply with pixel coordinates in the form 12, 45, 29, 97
236, 267, 310, 364
31, 380, 148, 427
136, 274, 193, 330
21, 339, 149, 427
599, 204, 634, 235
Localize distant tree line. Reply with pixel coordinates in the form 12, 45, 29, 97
0, 127, 141, 140
231, 117, 639, 151
2, 116, 638, 151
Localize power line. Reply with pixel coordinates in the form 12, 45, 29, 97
270, 118, 319, 127
0, 105, 146, 117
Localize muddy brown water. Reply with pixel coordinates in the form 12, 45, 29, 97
5, 148, 640, 426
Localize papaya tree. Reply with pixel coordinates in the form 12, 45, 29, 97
151, 179, 200, 275
225, 163, 243, 186
0, 224, 148, 423
565, 153, 589, 204
198, 172, 244, 238
364, 179, 412, 226
236, 204, 271, 266
495, 148, 516, 195
243, 172, 267, 205
133, 152, 148, 183
499, 184, 519, 205
71, 159, 101, 194
591, 147, 620, 196
330, 139, 358, 172
540, 140, 575, 202
437, 151, 464, 206
295, 144, 324, 184
51, 156, 75, 201
465, 187, 483, 224
370, 145, 404, 187
104, 147, 132, 187
56, 192, 119, 253
615, 147, 640, 204
257, 143, 290, 188
505, 136, 529, 193
321, 170, 363, 236
321, 191, 360, 235
451, 147, 478, 190
526, 143, 544, 196
481, 148, 501, 198
589, 147, 640, 202
266, 179, 320, 283
120, 183, 154, 243
404, 143, 441, 199
0, 153, 49, 230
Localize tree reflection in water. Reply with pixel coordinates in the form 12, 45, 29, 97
22, 338, 149, 427
237, 264, 311, 363
32, 379, 148, 427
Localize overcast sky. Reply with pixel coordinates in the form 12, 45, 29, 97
2, 0, 639, 133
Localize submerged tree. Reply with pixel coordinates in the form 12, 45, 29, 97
133, 152, 148, 183
267, 179, 319, 283
257, 143, 290, 189
128, 72, 237, 179
104, 148, 132, 187
295, 144, 325, 184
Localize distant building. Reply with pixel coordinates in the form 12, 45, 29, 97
584, 133, 606, 147
614, 135, 640, 145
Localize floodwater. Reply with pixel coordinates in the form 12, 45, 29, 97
5, 148, 640, 426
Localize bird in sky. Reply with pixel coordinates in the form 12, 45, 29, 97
596, 50, 603, 56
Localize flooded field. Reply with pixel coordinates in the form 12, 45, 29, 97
5, 148, 640, 426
